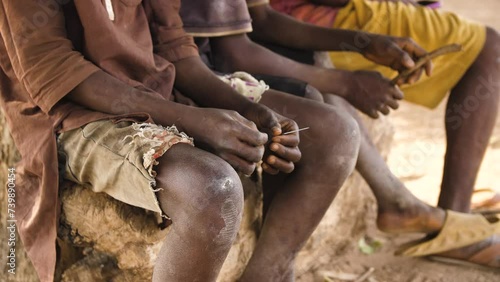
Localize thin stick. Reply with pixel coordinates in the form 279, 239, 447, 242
354, 267, 375, 282
391, 44, 463, 85
282, 127, 310, 135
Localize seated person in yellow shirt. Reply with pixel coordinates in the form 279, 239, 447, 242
266, 0, 499, 212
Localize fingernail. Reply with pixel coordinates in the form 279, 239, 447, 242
270, 144, 279, 151
273, 127, 282, 136
268, 156, 275, 164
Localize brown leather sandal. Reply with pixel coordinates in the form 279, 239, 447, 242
396, 210, 500, 270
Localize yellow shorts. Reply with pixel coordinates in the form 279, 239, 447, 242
331, 0, 486, 108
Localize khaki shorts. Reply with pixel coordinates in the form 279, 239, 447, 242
57, 72, 268, 216
57, 120, 194, 216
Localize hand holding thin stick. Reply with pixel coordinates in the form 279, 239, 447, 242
391, 43, 463, 85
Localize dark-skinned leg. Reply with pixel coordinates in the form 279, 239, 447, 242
323, 94, 446, 234
240, 90, 361, 282
434, 29, 500, 263
322, 94, 500, 266
439, 27, 500, 212
152, 144, 244, 282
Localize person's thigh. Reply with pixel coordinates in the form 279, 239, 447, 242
260, 89, 356, 137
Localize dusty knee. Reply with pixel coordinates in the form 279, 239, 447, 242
191, 165, 244, 245
302, 106, 360, 174
156, 148, 244, 245
326, 110, 360, 172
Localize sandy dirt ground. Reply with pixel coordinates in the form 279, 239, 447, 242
310, 1, 500, 281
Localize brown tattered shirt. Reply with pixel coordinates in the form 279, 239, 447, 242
0, 0, 198, 281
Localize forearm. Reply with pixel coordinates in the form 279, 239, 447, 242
249, 5, 369, 52
210, 35, 352, 97
173, 56, 254, 112
67, 70, 190, 130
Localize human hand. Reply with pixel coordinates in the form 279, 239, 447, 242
345, 70, 404, 118
241, 104, 301, 175
361, 34, 433, 85
184, 107, 268, 175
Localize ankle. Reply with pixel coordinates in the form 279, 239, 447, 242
377, 203, 445, 234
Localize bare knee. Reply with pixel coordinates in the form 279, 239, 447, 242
301, 106, 360, 176
476, 27, 500, 68
486, 27, 500, 48
191, 169, 244, 246
462, 27, 500, 103
156, 147, 244, 245
304, 84, 324, 102
323, 94, 351, 108
487, 27, 500, 74
324, 109, 360, 174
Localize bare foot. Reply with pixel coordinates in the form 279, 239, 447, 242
377, 202, 446, 234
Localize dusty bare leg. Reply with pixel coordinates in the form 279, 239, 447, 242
323, 94, 499, 267
152, 144, 244, 282
240, 90, 361, 282
323, 94, 446, 234
439, 27, 500, 212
